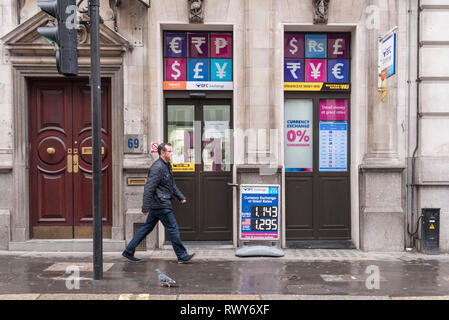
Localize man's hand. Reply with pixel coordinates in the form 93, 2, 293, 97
180, 200, 187, 204
143, 212, 149, 216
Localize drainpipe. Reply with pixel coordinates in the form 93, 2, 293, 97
406, 0, 413, 248
409, 0, 422, 248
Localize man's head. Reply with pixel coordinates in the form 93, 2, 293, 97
158, 142, 173, 162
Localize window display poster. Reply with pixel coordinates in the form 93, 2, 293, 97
284, 99, 313, 172
319, 122, 348, 171
319, 99, 348, 121
284, 32, 350, 92
164, 32, 233, 90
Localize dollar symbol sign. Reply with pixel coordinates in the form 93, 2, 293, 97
171, 61, 181, 80
289, 38, 298, 55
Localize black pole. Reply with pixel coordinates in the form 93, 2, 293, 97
89, 0, 103, 280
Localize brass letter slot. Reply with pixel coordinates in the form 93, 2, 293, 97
82, 147, 105, 155
127, 177, 148, 186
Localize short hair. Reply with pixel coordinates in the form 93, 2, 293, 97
157, 142, 172, 155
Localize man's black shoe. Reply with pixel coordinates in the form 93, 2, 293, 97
122, 251, 141, 262
178, 253, 195, 264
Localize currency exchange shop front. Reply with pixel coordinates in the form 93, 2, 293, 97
162, 31, 234, 242
284, 32, 352, 248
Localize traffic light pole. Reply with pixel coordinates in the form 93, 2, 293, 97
89, 0, 103, 281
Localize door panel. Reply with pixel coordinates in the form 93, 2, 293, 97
29, 80, 74, 239
200, 174, 232, 240
72, 80, 112, 238
285, 176, 314, 239
171, 176, 198, 239
317, 176, 350, 238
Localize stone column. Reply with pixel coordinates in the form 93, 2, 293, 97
359, 0, 406, 251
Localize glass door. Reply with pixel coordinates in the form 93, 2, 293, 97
166, 100, 233, 241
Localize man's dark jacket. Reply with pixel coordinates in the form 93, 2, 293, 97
142, 157, 186, 212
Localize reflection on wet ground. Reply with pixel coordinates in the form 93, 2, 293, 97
1, 254, 449, 297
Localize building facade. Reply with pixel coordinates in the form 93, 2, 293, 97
0, 0, 447, 252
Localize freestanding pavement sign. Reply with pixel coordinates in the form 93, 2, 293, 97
235, 184, 284, 257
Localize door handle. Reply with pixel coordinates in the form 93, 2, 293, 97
227, 183, 239, 188
67, 149, 73, 173
73, 148, 79, 173
47, 147, 56, 155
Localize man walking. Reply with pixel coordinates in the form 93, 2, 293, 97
122, 143, 195, 263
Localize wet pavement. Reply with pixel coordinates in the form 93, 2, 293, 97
0, 250, 449, 299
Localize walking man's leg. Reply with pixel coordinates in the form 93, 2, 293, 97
158, 209, 194, 262
123, 212, 158, 261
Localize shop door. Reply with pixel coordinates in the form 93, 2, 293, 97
29, 78, 112, 239
165, 99, 233, 241
285, 94, 350, 242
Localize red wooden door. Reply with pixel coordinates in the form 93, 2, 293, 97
29, 79, 74, 239
29, 78, 112, 239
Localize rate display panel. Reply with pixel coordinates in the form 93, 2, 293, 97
240, 185, 280, 241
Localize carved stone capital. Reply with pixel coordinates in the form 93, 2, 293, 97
312, 0, 330, 24
189, 0, 204, 24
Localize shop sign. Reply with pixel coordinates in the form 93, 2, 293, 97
319, 99, 348, 121
378, 28, 397, 80
240, 185, 280, 241
172, 162, 195, 172
163, 32, 233, 91
284, 32, 351, 92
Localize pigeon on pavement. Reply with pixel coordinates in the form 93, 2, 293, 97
156, 269, 177, 287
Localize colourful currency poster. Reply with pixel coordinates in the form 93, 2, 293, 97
211, 34, 232, 58
327, 59, 349, 83
284, 33, 305, 58
284, 33, 350, 91
327, 33, 350, 58
164, 33, 187, 58
305, 59, 326, 82
165, 58, 186, 82
188, 33, 209, 58
164, 32, 233, 90
305, 34, 327, 58
284, 59, 305, 82
188, 59, 209, 81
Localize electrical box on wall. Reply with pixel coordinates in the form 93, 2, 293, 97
421, 208, 440, 255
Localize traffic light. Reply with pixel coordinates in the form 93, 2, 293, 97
38, 0, 78, 76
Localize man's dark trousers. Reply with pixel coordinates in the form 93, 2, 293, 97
124, 208, 189, 261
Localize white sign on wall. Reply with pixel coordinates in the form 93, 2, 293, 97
378, 27, 397, 84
